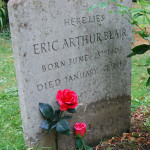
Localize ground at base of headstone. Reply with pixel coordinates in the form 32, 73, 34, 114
93, 106, 150, 150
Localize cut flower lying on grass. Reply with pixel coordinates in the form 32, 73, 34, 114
39, 89, 78, 150
74, 123, 93, 150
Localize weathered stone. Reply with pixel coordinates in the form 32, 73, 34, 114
8, 0, 132, 149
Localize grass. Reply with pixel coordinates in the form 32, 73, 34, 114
131, 2, 150, 111
0, 39, 26, 150
131, 52, 150, 112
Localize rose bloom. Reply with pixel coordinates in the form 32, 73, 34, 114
56, 89, 78, 111
74, 123, 86, 138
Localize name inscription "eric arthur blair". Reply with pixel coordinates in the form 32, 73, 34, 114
33, 28, 127, 55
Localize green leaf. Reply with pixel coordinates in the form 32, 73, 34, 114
39, 103, 54, 119
76, 138, 82, 149
132, 44, 150, 54
0, 9, 2, 16
118, 5, 129, 11
109, 0, 117, 2
56, 119, 70, 135
127, 52, 136, 57
86, 145, 93, 150
56, 101, 60, 106
135, 31, 149, 39
40, 120, 51, 130
133, 13, 143, 19
109, 11, 113, 14
76, 133, 84, 138
146, 77, 150, 87
86, 4, 98, 12
144, 35, 150, 41
67, 108, 76, 113
109, 11, 122, 14
98, 2, 108, 9
131, 20, 138, 25
62, 115, 73, 120
1, 8, 6, 18
53, 110, 61, 122
0, 18, 3, 28
147, 68, 150, 75
142, 1, 150, 5
48, 124, 56, 134
131, 8, 142, 13
145, 15, 150, 25
63, 130, 70, 136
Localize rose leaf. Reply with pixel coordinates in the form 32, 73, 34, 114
56, 118, 70, 135
61, 115, 73, 120
39, 103, 54, 119
67, 108, 76, 113
53, 110, 61, 122
56, 101, 60, 106
86, 145, 93, 150
76, 138, 82, 149
63, 130, 70, 136
48, 124, 56, 134
40, 120, 51, 130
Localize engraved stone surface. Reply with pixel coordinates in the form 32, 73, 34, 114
8, 0, 132, 149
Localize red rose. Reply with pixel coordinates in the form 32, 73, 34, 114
56, 89, 78, 111
74, 123, 86, 138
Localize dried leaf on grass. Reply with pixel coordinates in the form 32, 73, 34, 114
94, 106, 150, 150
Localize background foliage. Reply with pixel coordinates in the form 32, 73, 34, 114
0, 0, 10, 40
0, 0, 8, 29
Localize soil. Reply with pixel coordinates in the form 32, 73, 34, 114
94, 107, 150, 150
133, 27, 150, 46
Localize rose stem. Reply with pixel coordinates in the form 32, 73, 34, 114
59, 111, 63, 120
56, 132, 58, 150
81, 138, 86, 150
56, 111, 63, 150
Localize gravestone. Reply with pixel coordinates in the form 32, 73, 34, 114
8, 0, 132, 149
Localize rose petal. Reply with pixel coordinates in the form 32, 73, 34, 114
67, 102, 78, 109
56, 89, 78, 111
60, 103, 68, 111
74, 123, 86, 137
56, 90, 64, 105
